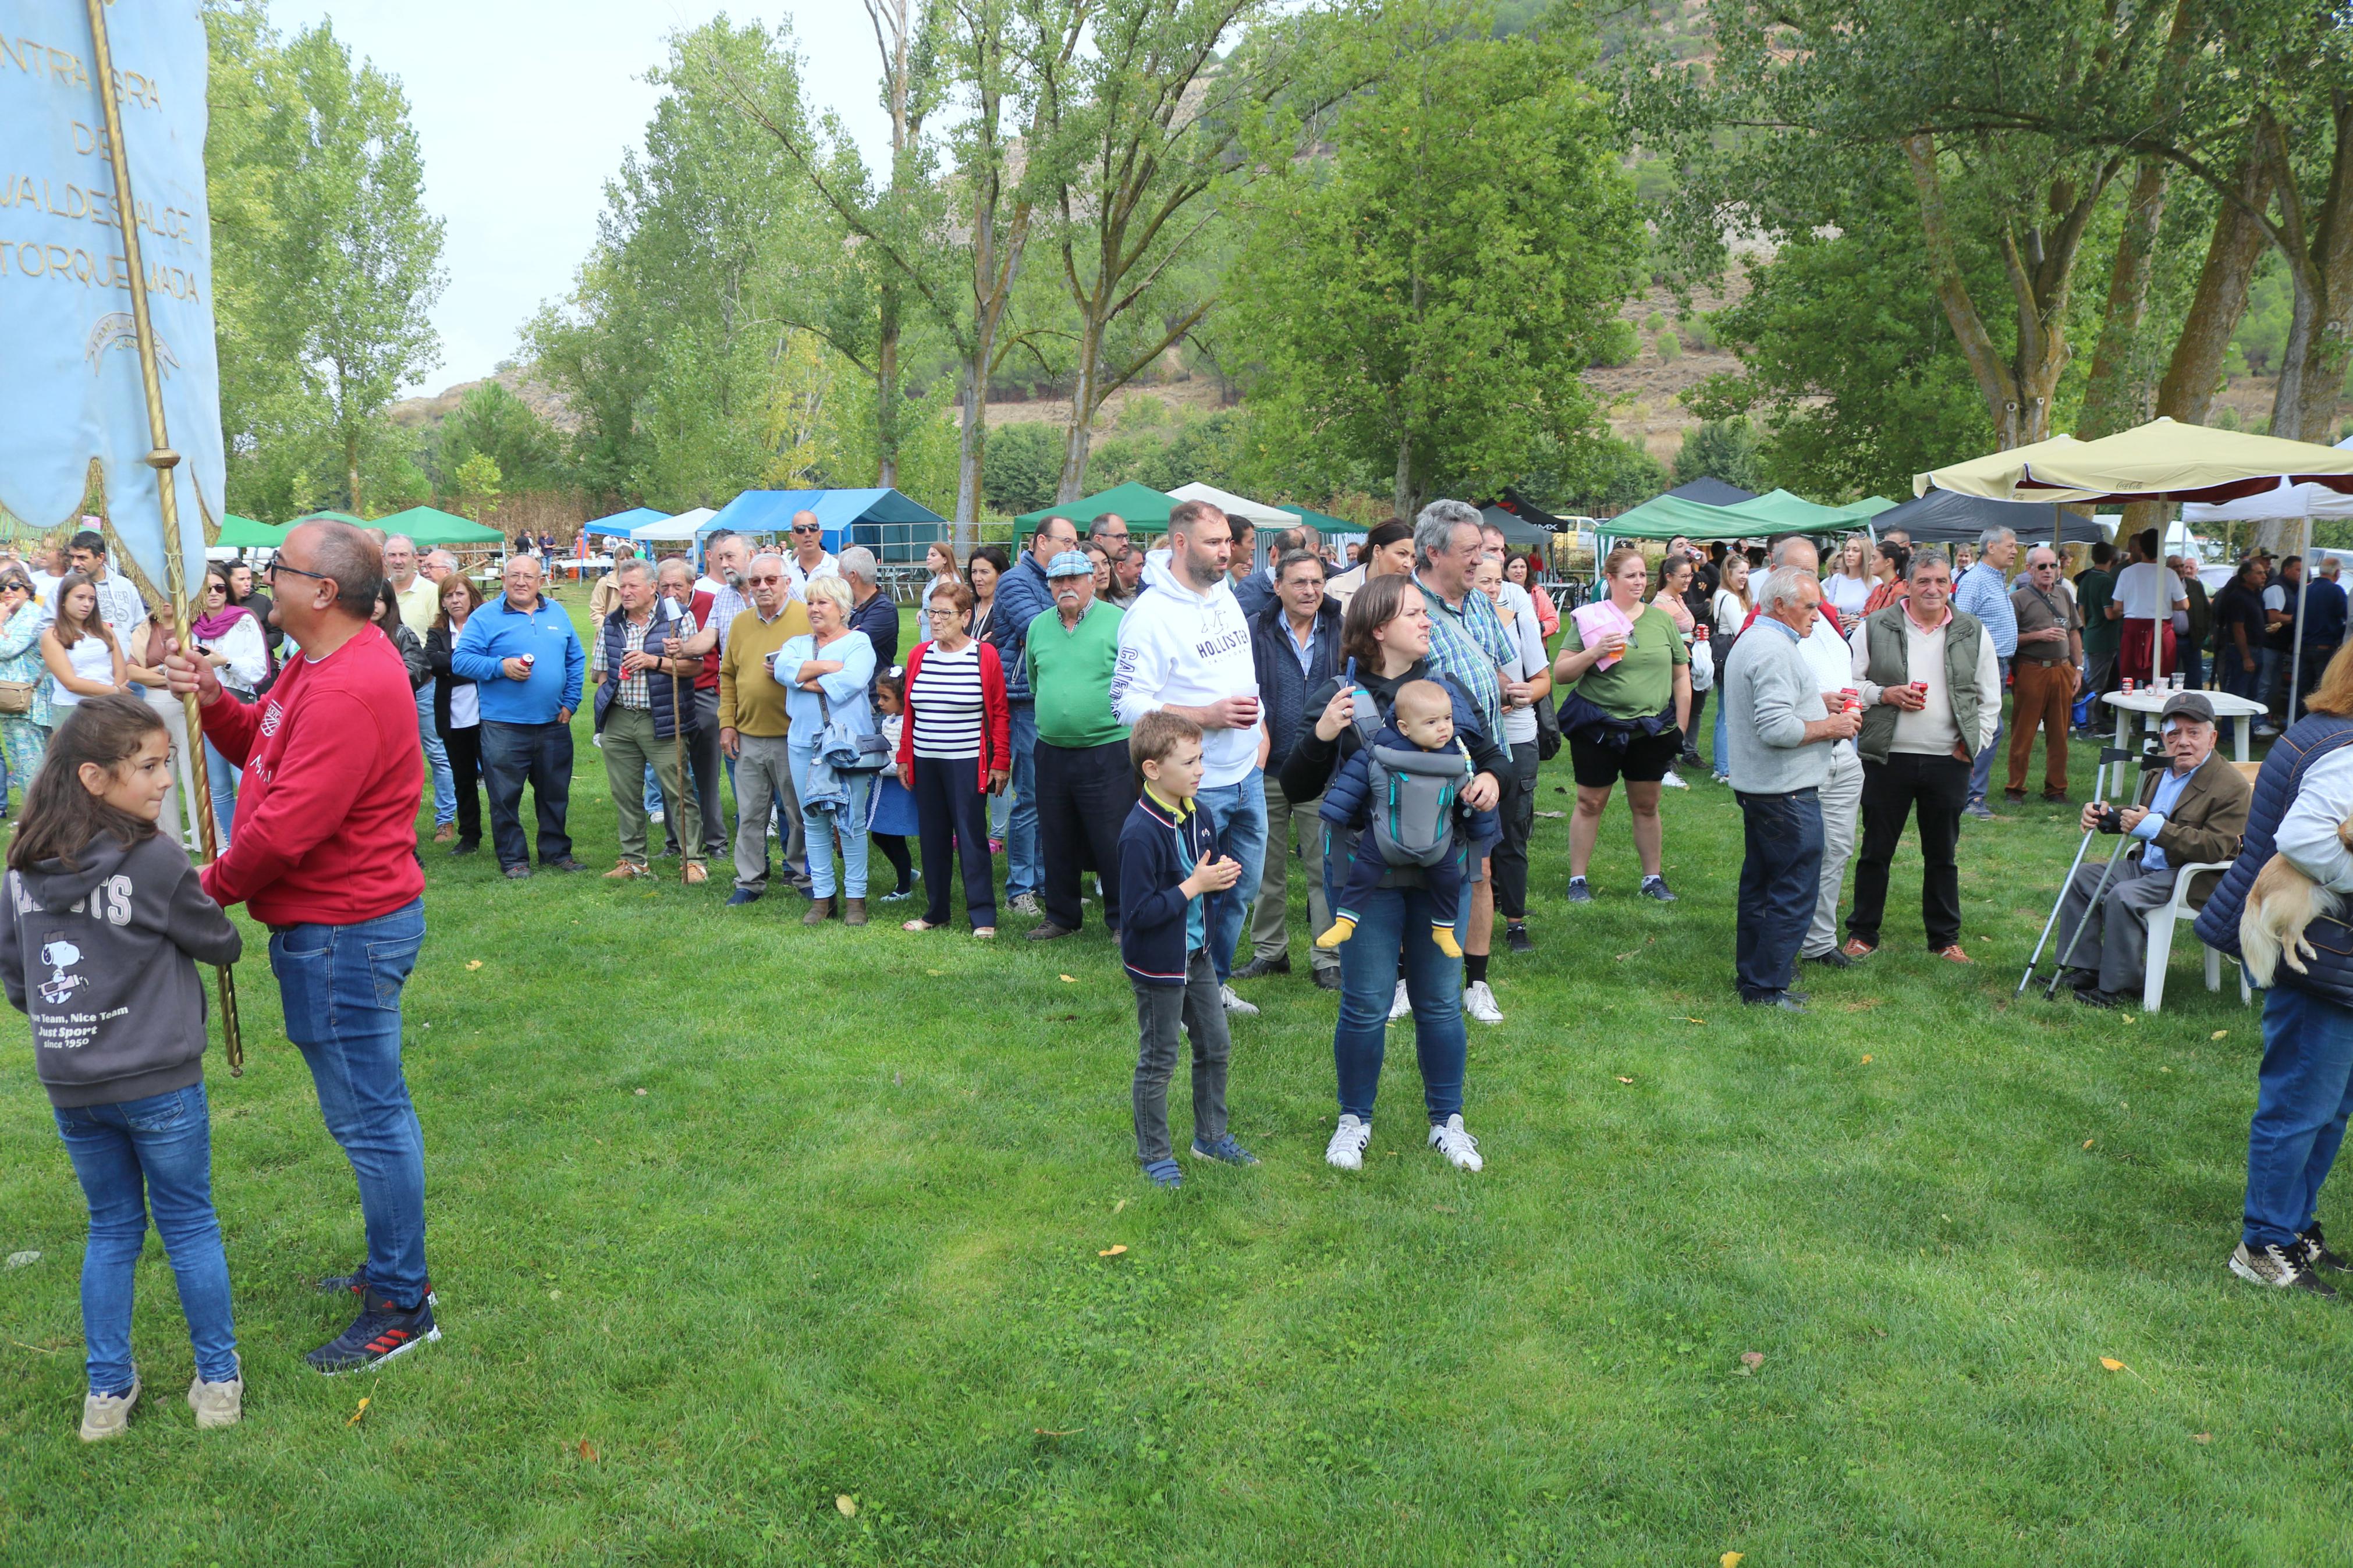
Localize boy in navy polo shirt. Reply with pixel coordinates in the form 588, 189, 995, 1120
1117, 711, 1258, 1187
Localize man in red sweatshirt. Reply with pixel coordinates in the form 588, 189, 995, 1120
166, 519, 439, 1375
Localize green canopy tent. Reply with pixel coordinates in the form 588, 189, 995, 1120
290, 510, 367, 528
1600, 489, 1891, 542
212, 515, 285, 549
1277, 503, 1361, 534
371, 505, 508, 546
1013, 481, 1176, 532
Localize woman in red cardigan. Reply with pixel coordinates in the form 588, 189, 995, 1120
896, 580, 1012, 936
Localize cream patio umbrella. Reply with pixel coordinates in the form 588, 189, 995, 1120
1920, 417, 2353, 699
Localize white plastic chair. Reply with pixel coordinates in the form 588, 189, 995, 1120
2141, 860, 2252, 1014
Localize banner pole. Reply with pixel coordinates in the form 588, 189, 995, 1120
84, 0, 243, 1072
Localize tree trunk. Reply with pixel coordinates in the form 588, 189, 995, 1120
876, 278, 902, 489
345, 426, 361, 517
2267, 98, 2353, 445
2155, 153, 2273, 425
953, 364, 982, 555
1394, 432, 1414, 521
1057, 307, 1106, 502
1904, 134, 2025, 447
2079, 158, 2169, 438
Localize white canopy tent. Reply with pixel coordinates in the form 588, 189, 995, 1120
2178, 438, 2353, 723
630, 506, 717, 543
1168, 482, 1291, 526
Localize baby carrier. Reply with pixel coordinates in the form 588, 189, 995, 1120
1348, 689, 1471, 870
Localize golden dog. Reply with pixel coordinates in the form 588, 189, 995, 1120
2241, 818, 2353, 985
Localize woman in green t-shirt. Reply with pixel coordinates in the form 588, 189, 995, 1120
1551, 546, 1692, 903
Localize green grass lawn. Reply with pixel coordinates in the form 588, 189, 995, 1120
3, 592, 2349, 1565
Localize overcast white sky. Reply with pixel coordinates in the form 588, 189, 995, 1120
270, 0, 893, 392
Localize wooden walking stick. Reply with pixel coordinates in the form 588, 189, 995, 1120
671, 648, 688, 886
84, 0, 242, 1071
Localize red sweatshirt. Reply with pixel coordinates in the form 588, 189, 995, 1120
196, 623, 426, 926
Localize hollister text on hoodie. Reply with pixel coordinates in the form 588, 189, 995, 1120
1109, 550, 1264, 790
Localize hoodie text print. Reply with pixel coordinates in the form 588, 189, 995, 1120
1110, 550, 1265, 788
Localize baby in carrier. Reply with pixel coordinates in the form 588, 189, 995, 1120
1317, 679, 1493, 959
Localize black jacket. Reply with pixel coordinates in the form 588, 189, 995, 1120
1280, 659, 1510, 806
1248, 594, 1344, 775
0, 831, 242, 1108
390, 622, 428, 692
425, 621, 478, 735
1117, 788, 1223, 988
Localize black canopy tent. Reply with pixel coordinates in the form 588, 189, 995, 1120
1663, 477, 1759, 507
1475, 485, 1567, 550
1873, 488, 2104, 546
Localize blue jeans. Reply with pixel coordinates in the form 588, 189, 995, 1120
204, 735, 240, 844
416, 680, 455, 827
787, 739, 874, 898
1967, 656, 2010, 804
269, 898, 431, 1306
52, 1083, 237, 1395
480, 719, 573, 869
2259, 647, 2285, 714
644, 762, 663, 819
1195, 770, 1269, 983
2243, 983, 2353, 1251
1712, 697, 1730, 777
1322, 862, 1469, 1125
1735, 788, 1825, 1000
1006, 703, 1041, 898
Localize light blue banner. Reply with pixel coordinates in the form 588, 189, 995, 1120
0, 0, 219, 597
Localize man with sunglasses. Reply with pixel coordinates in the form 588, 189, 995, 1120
782, 511, 837, 600
2007, 546, 2082, 803
716, 554, 814, 904
164, 520, 439, 1374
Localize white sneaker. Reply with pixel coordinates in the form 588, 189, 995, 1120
1220, 984, 1259, 1016
80, 1374, 140, 1442
187, 1365, 242, 1429
1660, 769, 1690, 789
1389, 979, 1411, 1021
1463, 980, 1503, 1024
648, 806, 665, 823
1428, 1113, 1484, 1171
1325, 1114, 1371, 1170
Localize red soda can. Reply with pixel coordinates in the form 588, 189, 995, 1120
1840, 687, 1859, 712
2122, 677, 2134, 692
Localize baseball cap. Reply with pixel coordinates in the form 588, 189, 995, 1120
2159, 691, 2214, 727
1047, 549, 1094, 579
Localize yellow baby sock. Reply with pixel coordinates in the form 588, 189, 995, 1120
1432, 924, 1462, 958
1317, 916, 1358, 950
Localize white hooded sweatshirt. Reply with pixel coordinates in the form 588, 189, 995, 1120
1111, 549, 1264, 788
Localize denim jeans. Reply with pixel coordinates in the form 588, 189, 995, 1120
416, 680, 455, 827
269, 898, 431, 1307
643, 762, 663, 819
52, 1083, 237, 1395
1131, 951, 1230, 1162
203, 734, 241, 845
1735, 787, 1824, 1000
1967, 656, 2010, 805
1712, 696, 1731, 777
1323, 870, 1470, 1126
2243, 983, 2353, 1251
480, 719, 573, 869
787, 738, 873, 898
1195, 770, 1269, 983
1006, 703, 1041, 898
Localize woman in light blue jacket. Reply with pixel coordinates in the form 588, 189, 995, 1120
0, 566, 55, 806
777, 575, 879, 925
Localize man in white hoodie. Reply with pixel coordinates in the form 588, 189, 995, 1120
1110, 500, 1270, 1015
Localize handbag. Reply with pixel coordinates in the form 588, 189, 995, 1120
1531, 689, 1561, 760
0, 680, 33, 715
815, 688, 891, 773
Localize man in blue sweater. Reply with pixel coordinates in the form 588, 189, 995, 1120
990, 514, 1078, 915
452, 554, 589, 879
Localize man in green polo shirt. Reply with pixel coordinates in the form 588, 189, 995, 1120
1026, 549, 1133, 941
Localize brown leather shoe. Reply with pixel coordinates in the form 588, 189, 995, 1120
683, 862, 708, 886
842, 897, 868, 926
2042, 790, 2071, 803
803, 897, 833, 926
604, 862, 643, 880
1933, 943, 1973, 963
433, 823, 456, 844
2003, 788, 2026, 804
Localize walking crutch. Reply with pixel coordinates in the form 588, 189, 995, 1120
2016, 745, 2142, 996
669, 636, 688, 887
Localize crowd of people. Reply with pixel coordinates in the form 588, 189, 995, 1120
21, 497, 2353, 1446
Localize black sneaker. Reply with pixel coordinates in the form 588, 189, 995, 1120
1312, 968, 1341, 991
2075, 986, 2123, 1009
1504, 923, 1533, 954
315, 1266, 438, 1309
545, 856, 588, 873
1638, 875, 1677, 903
1233, 953, 1291, 980
2230, 1239, 2339, 1297
1807, 948, 1852, 970
503, 863, 532, 880
448, 839, 478, 857
306, 1288, 442, 1375
1565, 877, 1593, 905
2299, 1224, 2352, 1275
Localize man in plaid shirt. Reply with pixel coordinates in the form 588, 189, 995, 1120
1410, 500, 1524, 1026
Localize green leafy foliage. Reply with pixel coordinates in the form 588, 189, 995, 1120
1671, 418, 1761, 492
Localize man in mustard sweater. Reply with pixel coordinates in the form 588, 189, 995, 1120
718, 553, 812, 905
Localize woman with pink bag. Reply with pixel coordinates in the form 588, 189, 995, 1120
1552, 546, 1692, 905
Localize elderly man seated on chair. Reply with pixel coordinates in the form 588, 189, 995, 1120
2056, 691, 2251, 1008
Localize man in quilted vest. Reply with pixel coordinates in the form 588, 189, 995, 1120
1841, 550, 2000, 962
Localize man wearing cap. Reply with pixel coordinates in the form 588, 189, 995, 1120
2053, 692, 2249, 1008
1024, 547, 1130, 940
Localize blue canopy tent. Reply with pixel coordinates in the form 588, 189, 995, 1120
583, 507, 670, 539
702, 488, 949, 561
